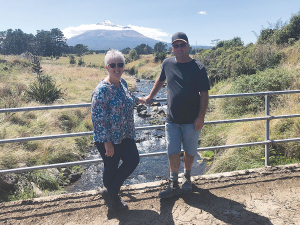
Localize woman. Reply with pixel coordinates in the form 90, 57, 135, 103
91, 49, 144, 211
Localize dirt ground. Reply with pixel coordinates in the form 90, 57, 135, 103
1, 163, 300, 225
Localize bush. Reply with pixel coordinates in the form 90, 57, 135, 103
26, 74, 64, 104
221, 68, 291, 115
128, 49, 139, 62
69, 55, 76, 64
154, 52, 167, 62
77, 58, 85, 66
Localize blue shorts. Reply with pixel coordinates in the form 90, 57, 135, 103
165, 122, 201, 156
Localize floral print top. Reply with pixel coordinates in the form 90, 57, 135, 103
91, 78, 139, 144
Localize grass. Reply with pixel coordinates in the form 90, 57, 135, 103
42, 53, 106, 68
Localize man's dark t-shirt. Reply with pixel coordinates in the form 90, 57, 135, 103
159, 56, 210, 124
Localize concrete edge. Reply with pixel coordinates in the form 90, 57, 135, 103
6, 163, 300, 204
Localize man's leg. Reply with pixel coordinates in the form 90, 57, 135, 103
182, 124, 201, 194
169, 153, 181, 173
159, 122, 182, 198
183, 152, 194, 171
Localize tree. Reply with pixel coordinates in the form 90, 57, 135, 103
134, 44, 153, 55
0, 29, 34, 55
274, 12, 300, 44
216, 37, 244, 49
34, 29, 67, 57
49, 28, 68, 56
128, 49, 139, 61
154, 42, 168, 53
74, 44, 88, 56
121, 47, 131, 54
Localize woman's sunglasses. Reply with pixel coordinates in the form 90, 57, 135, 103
108, 63, 124, 68
172, 43, 187, 49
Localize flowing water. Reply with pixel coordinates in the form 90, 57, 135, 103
66, 79, 207, 193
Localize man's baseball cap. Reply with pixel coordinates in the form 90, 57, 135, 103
172, 32, 189, 44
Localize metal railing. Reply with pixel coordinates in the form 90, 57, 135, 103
1, 90, 300, 175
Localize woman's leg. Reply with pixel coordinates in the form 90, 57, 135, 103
95, 141, 122, 195
109, 138, 140, 194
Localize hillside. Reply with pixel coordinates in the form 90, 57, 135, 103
67, 29, 162, 50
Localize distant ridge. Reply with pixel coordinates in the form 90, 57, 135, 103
67, 29, 162, 50
66, 20, 211, 50
66, 20, 165, 50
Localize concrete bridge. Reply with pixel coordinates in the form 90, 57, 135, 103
1, 163, 300, 225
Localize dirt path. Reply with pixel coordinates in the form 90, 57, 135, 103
1, 164, 300, 225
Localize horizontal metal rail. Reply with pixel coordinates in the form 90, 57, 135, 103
2, 90, 300, 114
2, 114, 300, 144
2, 137, 300, 175
0, 103, 91, 113
1, 90, 300, 174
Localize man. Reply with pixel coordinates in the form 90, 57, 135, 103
144, 32, 210, 198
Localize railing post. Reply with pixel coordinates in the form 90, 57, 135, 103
265, 95, 270, 166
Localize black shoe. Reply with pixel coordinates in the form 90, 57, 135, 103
182, 176, 192, 195
110, 195, 128, 211
159, 182, 182, 198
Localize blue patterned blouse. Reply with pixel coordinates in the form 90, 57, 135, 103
91, 78, 139, 144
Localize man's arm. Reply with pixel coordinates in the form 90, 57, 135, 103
144, 78, 165, 104
194, 91, 209, 131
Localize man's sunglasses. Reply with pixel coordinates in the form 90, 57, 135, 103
108, 63, 124, 68
172, 43, 187, 49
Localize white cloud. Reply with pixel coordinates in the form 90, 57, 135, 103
198, 11, 207, 15
62, 21, 170, 42
127, 25, 169, 41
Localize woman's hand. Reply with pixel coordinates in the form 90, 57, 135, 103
138, 97, 145, 104
104, 142, 114, 157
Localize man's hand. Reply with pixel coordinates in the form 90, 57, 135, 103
104, 142, 114, 157
144, 95, 153, 104
194, 116, 204, 131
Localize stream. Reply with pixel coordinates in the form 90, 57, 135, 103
65, 79, 207, 193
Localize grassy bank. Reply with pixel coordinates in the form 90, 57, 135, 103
198, 40, 300, 174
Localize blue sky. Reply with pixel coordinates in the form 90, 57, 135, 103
1, 0, 300, 46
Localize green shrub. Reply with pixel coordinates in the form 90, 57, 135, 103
26, 74, 64, 104
69, 55, 76, 64
154, 52, 167, 62
221, 68, 291, 115
128, 49, 139, 62
201, 151, 214, 159
77, 58, 85, 66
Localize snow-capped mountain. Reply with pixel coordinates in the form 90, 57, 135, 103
66, 20, 167, 50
